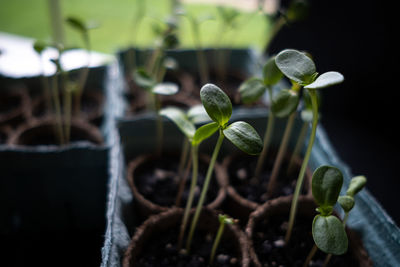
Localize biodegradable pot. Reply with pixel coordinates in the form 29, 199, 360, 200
222, 152, 312, 224
126, 153, 227, 220
123, 208, 250, 267
7, 117, 103, 146
0, 88, 30, 127
30, 90, 105, 126
246, 196, 372, 267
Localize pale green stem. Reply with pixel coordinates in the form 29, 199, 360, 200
186, 131, 224, 252
266, 112, 296, 197
154, 94, 163, 156
51, 75, 65, 145
39, 56, 52, 113
287, 121, 309, 175
263, 15, 285, 53
74, 33, 91, 116
178, 144, 198, 249
63, 84, 72, 144
60, 68, 70, 143
254, 87, 275, 178
285, 90, 319, 243
191, 19, 209, 85
175, 141, 193, 207
209, 221, 226, 265
303, 244, 318, 267
177, 138, 190, 178
48, 0, 65, 45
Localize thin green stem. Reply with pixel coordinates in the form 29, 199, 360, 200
342, 212, 349, 226
47, 0, 65, 45
209, 221, 226, 265
74, 33, 91, 116
303, 244, 318, 267
191, 20, 209, 84
285, 90, 319, 243
254, 88, 275, 178
263, 15, 285, 53
175, 142, 193, 207
287, 121, 309, 175
154, 94, 163, 156
177, 138, 190, 179
178, 144, 198, 249
267, 112, 296, 197
51, 74, 65, 145
186, 131, 225, 252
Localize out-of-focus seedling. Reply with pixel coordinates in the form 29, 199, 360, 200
209, 214, 238, 265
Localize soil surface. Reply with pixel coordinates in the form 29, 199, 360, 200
135, 155, 219, 208
135, 226, 241, 267
252, 215, 359, 267
227, 154, 305, 203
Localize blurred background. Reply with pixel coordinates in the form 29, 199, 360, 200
0, 0, 398, 263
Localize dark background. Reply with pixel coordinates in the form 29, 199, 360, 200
270, 0, 399, 224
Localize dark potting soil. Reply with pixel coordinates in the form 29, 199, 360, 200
135, 155, 219, 208
228, 154, 305, 203
135, 226, 241, 267
252, 215, 359, 267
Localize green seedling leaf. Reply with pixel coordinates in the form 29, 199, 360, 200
271, 89, 299, 118
338, 195, 355, 213
275, 49, 317, 85
304, 71, 344, 90
238, 78, 267, 104
263, 56, 283, 86
346, 175, 367, 197
133, 68, 156, 90
312, 166, 343, 215
152, 82, 179, 95
312, 215, 348, 255
200, 84, 232, 127
33, 40, 47, 54
223, 121, 263, 155
187, 105, 212, 124
160, 107, 195, 139
66, 16, 87, 33
192, 122, 219, 146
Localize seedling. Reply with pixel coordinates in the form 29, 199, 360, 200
126, 0, 146, 75
186, 83, 263, 252
214, 5, 241, 81
65, 16, 97, 116
33, 41, 65, 144
209, 214, 237, 265
178, 10, 213, 84
238, 56, 283, 179
33, 41, 53, 117
274, 49, 344, 243
303, 165, 347, 267
304, 166, 367, 267
134, 68, 179, 155
160, 105, 214, 249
